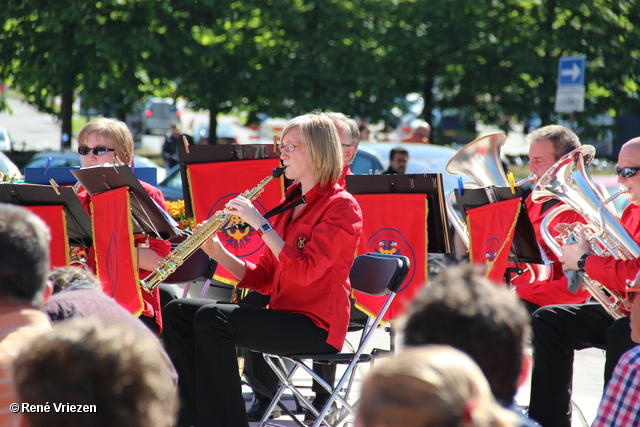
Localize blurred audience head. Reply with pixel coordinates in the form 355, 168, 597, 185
48, 266, 102, 294
14, 317, 178, 427
0, 203, 50, 308
403, 264, 530, 403
356, 345, 516, 427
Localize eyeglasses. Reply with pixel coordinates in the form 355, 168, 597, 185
78, 147, 116, 156
625, 279, 640, 308
277, 144, 302, 153
615, 166, 640, 178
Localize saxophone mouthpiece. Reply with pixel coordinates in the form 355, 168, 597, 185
272, 166, 287, 177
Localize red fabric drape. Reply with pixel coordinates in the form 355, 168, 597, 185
25, 205, 69, 268
352, 193, 428, 321
467, 197, 522, 284
187, 159, 283, 284
90, 186, 142, 315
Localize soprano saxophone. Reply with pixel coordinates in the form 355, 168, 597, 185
140, 166, 286, 294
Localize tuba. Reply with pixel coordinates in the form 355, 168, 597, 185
140, 166, 286, 294
532, 145, 636, 319
445, 133, 544, 281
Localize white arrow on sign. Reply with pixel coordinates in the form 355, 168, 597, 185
561, 63, 582, 82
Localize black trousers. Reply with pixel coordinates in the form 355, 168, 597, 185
239, 290, 336, 401
162, 298, 337, 427
528, 303, 637, 427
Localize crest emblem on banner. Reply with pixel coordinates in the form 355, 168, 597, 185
104, 232, 119, 297
208, 194, 268, 257
366, 228, 416, 291
484, 237, 500, 263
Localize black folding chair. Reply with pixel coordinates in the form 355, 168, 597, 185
259, 252, 410, 427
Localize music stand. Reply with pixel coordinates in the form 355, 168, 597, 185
71, 165, 180, 241
454, 185, 544, 265
345, 174, 451, 254
176, 144, 280, 217
0, 182, 93, 248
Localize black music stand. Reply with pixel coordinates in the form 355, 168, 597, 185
454, 185, 545, 283
345, 174, 451, 254
71, 165, 180, 241
0, 182, 93, 248
176, 143, 280, 218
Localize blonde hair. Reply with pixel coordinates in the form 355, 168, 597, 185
14, 317, 177, 427
78, 118, 134, 165
280, 113, 343, 186
356, 345, 517, 427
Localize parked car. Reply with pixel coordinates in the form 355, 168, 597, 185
127, 98, 181, 139
192, 123, 238, 145
23, 151, 166, 182
355, 142, 472, 195
0, 127, 13, 151
0, 151, 21, 179
157, 143, 467, 201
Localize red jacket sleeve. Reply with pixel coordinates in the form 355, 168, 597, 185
512, 198, 591, 306
581, 204, 640, 293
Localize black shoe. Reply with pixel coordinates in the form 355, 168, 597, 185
247, 396, 281, 422
303, 395, 337, 425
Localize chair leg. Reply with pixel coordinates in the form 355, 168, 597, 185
181, 282, 190, 298
260, 356, 308, 427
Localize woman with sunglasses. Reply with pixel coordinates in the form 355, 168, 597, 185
526, 136, 640, 427
161, 113, 363, 427
75, 118, 171, 334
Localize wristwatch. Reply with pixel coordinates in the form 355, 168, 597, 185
577, 253, 589, 271
256, 222, 273, 237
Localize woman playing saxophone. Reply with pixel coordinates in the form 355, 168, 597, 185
161, 113, 363, 427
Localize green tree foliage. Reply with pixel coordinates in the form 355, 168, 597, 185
1, 0, 639, 148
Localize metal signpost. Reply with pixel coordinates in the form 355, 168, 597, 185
555, 56, 586, 128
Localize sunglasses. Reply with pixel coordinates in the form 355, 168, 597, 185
615, 166, 640, 178
625, 279, 640, 309
277, 144, 303, 153
78, 147, 116, 156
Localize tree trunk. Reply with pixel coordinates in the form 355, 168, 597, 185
60, 87, 74, 150
208, 105, 219, 145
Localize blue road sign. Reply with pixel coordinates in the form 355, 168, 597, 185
558, 56, 586, 87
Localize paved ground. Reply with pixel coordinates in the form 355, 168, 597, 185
170, 281, 607, 427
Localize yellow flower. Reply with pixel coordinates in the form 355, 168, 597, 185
165, 200, 195, 231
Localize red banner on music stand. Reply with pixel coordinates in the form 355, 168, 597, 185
467, 197, 522, 284
187, 158, 284, 284
25, 205, 69, 268
90, 187, 142, 315
352, 193, 428, 321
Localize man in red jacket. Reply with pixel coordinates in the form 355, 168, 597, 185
527, 136, 640, 427
510, 125, 591, 314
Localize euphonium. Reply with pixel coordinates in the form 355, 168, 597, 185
533, 145, 636, 319
444, 132, 544, 281
140, 166, 286, 295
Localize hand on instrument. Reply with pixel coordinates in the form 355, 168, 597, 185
197, 222, 226, 259
224, 196, 267, 230
558, 227, 589, 271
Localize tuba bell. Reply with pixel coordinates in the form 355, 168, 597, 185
445, 132, 545, 281
532, 145, 636, 319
